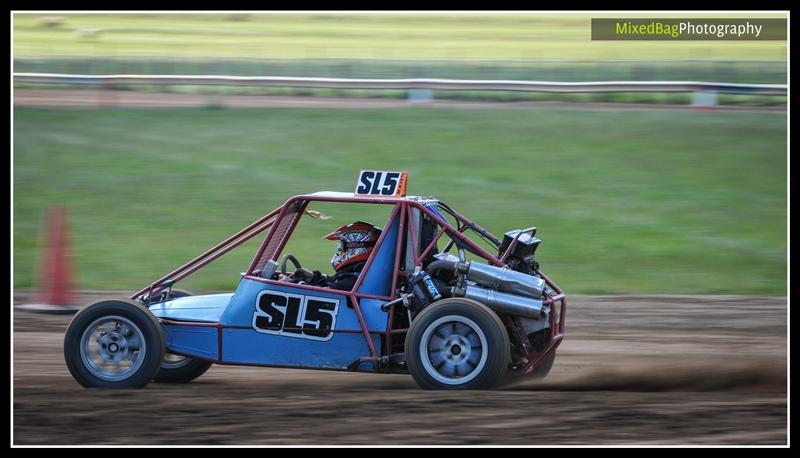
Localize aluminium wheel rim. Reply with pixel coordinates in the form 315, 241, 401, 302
419, 315, 489, 385
79, 315, 147, 382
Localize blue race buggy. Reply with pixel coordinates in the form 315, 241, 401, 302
64, 175, 566, 390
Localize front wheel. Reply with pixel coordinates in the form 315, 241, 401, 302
64, 299, 165, 388
405, 298, 510, 390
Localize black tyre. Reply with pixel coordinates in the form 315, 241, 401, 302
153, 354, 213, 383
64, 299, 165, 388
405, 298, 510, 390
530, 351, 556, 380
149, 288, 214, 383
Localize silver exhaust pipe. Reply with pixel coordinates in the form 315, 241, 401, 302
427, 258, 545, 298
458, 285, 547, 319
466, 262, 545, 298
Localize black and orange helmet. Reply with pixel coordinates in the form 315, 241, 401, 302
323, 221, 382, 271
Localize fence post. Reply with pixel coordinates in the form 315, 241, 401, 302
407, 89, 434, 104
692, 90, 718, 108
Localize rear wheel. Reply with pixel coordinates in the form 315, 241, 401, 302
64, 299, 164, 388
153, 353, 213, 383
405, 298, 510, 390
531, 351, 556, 380
151, 289, 214, 383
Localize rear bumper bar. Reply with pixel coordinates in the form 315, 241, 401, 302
522, 269, 566, 375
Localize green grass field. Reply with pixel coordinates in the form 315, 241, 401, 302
13, 107, 786, 294
13, 13, 788, 60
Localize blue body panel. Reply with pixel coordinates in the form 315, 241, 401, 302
355, 214, 399, 297
153, 209, 399, 370
217, 279, 382, 370
149, 294, 227, 360
150, 294, 231, 323
163, 324, 219, 361
220, 327, 374, 369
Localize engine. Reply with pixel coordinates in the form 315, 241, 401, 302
391, 225, 553, 364
405, 227, 549, 332
498, 229, 541, 275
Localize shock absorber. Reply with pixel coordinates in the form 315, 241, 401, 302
407, 267, 442, 316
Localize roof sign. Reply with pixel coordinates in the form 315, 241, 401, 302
355, 170, 408, 198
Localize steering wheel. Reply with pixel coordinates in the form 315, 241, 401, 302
279, 254, 303, 277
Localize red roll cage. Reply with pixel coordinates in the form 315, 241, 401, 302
131, 191, 565, 375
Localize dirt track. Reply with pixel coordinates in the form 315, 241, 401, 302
13, 293, 787, 445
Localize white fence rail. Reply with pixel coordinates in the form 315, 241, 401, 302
13, 72, 787, 105
13, 73, 787, 94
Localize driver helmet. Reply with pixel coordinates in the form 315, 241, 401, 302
323, 221, 382, 271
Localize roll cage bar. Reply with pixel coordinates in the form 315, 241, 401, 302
130, 192, 565, 375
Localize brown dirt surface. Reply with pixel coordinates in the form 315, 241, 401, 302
12, 292, 787, 445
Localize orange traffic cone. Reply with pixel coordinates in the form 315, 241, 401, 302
16, 205, 79, 314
